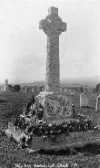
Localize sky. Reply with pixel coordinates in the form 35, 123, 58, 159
0, 0, 100, 84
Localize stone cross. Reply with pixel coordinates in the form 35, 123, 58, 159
39, 7, 66, 92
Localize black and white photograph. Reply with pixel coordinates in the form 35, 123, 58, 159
0, 0, 100, 167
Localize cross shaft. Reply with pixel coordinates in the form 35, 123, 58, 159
39, 7, 66, 92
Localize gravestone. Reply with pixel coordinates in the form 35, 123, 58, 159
80, 90, 89, 108
96, 95, 100, 112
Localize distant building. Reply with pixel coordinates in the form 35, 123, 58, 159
0, 79, 9, 92
21, 85, 45, 95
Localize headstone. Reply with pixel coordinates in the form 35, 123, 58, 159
96, 95, 100, 112
80, 92, 89, 108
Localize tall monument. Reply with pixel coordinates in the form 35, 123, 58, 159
37, 7, 69, 117
39, 7, 66, 92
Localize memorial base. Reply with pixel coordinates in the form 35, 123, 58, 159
36, 91, 72, 119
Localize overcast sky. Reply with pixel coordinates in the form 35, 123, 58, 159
0, 0, 100, 83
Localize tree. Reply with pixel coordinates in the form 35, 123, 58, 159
8, 84, 15, 92
13, 85, 21, 92
80, 86, 83, 93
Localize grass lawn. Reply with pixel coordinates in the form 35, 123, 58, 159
0, 91, 100, 167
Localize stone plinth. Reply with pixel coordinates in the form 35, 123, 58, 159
36, 91, 72, 118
